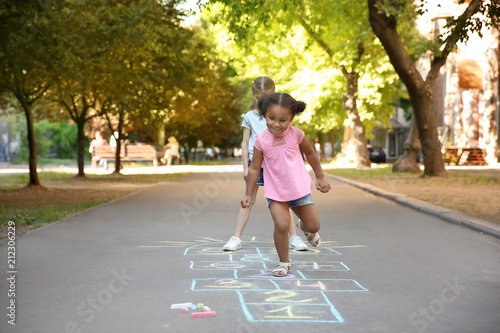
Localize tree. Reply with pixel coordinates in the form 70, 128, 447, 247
161, 26, 241, 154
204, 0, 404, 167
368, 0, 500, 177
49, 0, 201, 174
46, 0, 122, 178
0, 0, 62, 186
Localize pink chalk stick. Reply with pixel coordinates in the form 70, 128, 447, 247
191, 311, 216, 318
180, 308, 189, 313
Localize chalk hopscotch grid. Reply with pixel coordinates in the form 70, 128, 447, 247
181, 240, 368, 323
237, 290, 344, 323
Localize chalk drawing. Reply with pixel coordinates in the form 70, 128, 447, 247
238, 290, 344, 323
140, 238, 367, 324
186, 240, 366, 323
192, 278, 367, 292
138, 237, 223, 248
190, 261, 266, 270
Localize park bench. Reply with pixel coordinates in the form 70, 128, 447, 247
443, 147, 487, 165
92, 144, 161, 167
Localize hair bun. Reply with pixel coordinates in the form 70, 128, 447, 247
295, 101, 306, 114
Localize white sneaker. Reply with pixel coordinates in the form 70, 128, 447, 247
223, 236, 242, 251
289, 235, 309, 251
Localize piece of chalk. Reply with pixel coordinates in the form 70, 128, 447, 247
191, 304, 197, 310
191, 311, 216, 318
203, 306, 211, 312
180, 308, 189, 313
197, 303, 204, 308
171, 303, 192, 309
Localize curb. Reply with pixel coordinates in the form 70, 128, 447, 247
327, 174, 500, 239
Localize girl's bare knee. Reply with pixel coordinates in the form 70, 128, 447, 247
274, 222, 289, 234
302, 218, 320, 233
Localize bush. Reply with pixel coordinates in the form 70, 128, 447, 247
17, 120, 79, 161
51, 121, 79, 159
18, 120, 52, 160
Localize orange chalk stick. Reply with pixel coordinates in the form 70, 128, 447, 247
191, 311, 216, 318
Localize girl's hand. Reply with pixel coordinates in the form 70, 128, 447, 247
241, 195, 252, 208
243, 167, 249, 180
315, 177, 331, 193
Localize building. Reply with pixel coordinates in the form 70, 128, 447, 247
375, 1, 498, 165
422, 1, 499, 164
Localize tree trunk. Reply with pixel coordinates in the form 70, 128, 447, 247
183, 143, 189, 164
411, 84, 447, 177
336, 121, 354, 161
392, 116, 420, 173
21, 102, 41, 186
368, 0, 447, 177
158, 126, 165, 146
298, 19, 369, 167
76, 120, 86, 178
330, 129, 336, 158
317, 131, 326, 162
113, 113, 124, 174
342, 71, 371, 168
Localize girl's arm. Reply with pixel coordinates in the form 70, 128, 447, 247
299, 135, 331, 193
241, 128, 251, 178
241, 147, 263, 208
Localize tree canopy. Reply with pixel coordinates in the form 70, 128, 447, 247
1, 0, 242, 180
203, 0, 410, 166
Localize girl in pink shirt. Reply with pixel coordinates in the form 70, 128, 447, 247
241, 92, 331, 277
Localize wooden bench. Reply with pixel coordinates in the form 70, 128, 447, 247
444, 147, 486, 165
92, 144, 161, 167
123, 144, 160, 166
459, 148, 486, 165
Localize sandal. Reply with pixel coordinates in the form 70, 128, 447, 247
272, 262, 291, 277
297, 220, 321, 247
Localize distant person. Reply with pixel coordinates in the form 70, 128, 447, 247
0, 138, 7, 161
162, 136, 180, 166
89, 131, 109, 168
223, 76, 308, 252
241, 92, 331, 277
8, 138, 18, 162
109, 131, 119, 148
205, 147, 214, 160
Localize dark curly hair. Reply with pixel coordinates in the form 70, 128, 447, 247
257, 92, 306, 117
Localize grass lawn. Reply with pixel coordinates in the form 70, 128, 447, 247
325, 165, 500, 225
0, 171, 186, 238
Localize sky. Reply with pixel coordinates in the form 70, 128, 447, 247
178, 0, 207, 26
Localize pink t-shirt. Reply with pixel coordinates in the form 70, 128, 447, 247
254, 125, 313, 201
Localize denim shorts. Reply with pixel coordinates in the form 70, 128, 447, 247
245, 160, 264, 186
266, 193, 314, 208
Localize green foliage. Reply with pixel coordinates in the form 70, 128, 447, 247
50, 121, 79, 159
203, 0, 412, 140
16, 120, 79, 161
18, 120, 51, 160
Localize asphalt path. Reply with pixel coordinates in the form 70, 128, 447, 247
1, 169, 499, 333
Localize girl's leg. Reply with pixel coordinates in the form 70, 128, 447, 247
269, 201, 292, 263
292, 204, 320, 239
288, 208, 309, 251
233, 184, 259, 238
288, 209, 297, 236
223, 181, 260, 251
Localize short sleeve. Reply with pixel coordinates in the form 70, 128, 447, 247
241, 113, 251, 129
254, 137, 262, 151
296, 127, 305, 144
